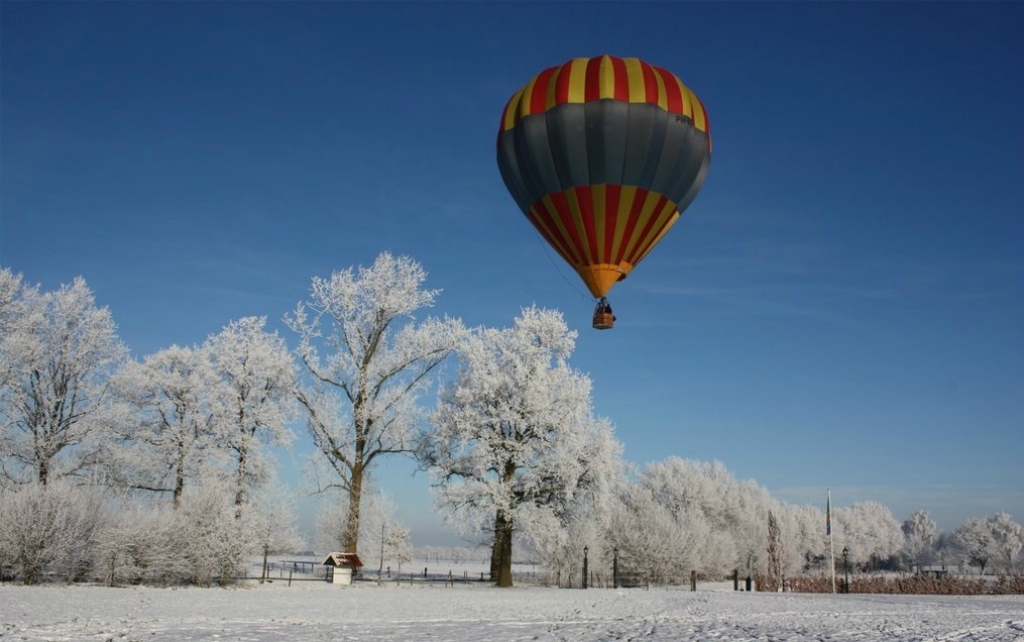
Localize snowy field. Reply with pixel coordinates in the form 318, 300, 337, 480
2, 582, 1022, 641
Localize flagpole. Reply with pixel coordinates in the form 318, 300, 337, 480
828, 487, 836, 594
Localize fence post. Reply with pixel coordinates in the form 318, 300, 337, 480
582, 546, 589, 589
691, 570, 697, 592
288, 570, 293, 587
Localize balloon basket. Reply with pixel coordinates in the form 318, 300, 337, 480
592, 313, 615, 330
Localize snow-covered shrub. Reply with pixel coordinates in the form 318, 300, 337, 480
174, 480, 257, 586
0, 481, 107, 584
91, 500, 183, 586
90, 481, 258, 587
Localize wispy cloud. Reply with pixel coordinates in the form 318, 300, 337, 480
640, 284, 868, 328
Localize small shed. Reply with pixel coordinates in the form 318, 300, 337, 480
323, 552, 363, 586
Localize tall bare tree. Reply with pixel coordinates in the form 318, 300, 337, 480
285, 253, 464, 554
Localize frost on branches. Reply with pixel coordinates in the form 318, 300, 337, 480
830, 501, 904, 569
285, 253, 465, 556
420, 307, 622, 587
205, 316, 298, 513
109, 344, 219, 508
110, 317, 297, 515
953, 513, 1023, 574
0, 272, 127, 485
902, 510, 939, 573
360, 489, 413, 578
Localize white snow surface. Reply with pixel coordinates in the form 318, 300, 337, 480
2, 582, 1022, 641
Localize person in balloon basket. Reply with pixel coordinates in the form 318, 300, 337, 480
593, 297, 616, 329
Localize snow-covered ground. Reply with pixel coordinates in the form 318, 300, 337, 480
2, 581, 1022, 641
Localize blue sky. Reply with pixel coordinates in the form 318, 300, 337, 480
2, 2, 1021, 544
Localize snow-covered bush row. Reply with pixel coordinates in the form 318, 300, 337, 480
0, 479, 304, 586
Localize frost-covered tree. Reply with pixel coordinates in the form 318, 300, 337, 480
607, 478, 712, 584
952, 517, 994, 574
205, 317, 297, 513
778, 503, 828, 574
250, 482, 305, 583
0, 269, 30, 440
0, 268, 26, 340
934, 531, 957, 572
385, 524, 413, 576
0, 276, 127, 485
901, 510, 939, 572
626, 458, 773, 576
955, 513, 1023, 575
987, 512, 1023, 573
421, 307, 620, 587
313, 491, 350, 553
360, 489, 413, 579
286, 253, 464, 554
109, 345, 218, 507
832, 502, 904, 569
524, 430, 621, 586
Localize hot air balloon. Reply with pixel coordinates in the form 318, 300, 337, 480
496, 55, 712, 329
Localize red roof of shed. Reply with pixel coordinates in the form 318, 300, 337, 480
323, 552, 363, 568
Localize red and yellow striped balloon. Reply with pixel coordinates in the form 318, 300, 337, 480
497, 55, 711, 299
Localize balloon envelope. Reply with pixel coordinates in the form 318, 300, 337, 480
496, 55, 712, 298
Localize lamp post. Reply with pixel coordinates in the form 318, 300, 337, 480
613, 547, 619, 589
582, 546, 589, 589
842, 546, 849, 594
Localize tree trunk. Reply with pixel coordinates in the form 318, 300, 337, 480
493, 508, 514, 587
378, 521, 386, 580
490, 457, 517, 587
489, 535, 499, 582
343, 464, 364, 554
261, 544, 269, 583
235, 442, 248, 515
174, 449, 185, 510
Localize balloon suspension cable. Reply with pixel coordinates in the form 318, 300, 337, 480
532, 233, 594, 303
530, 227, 615, 330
